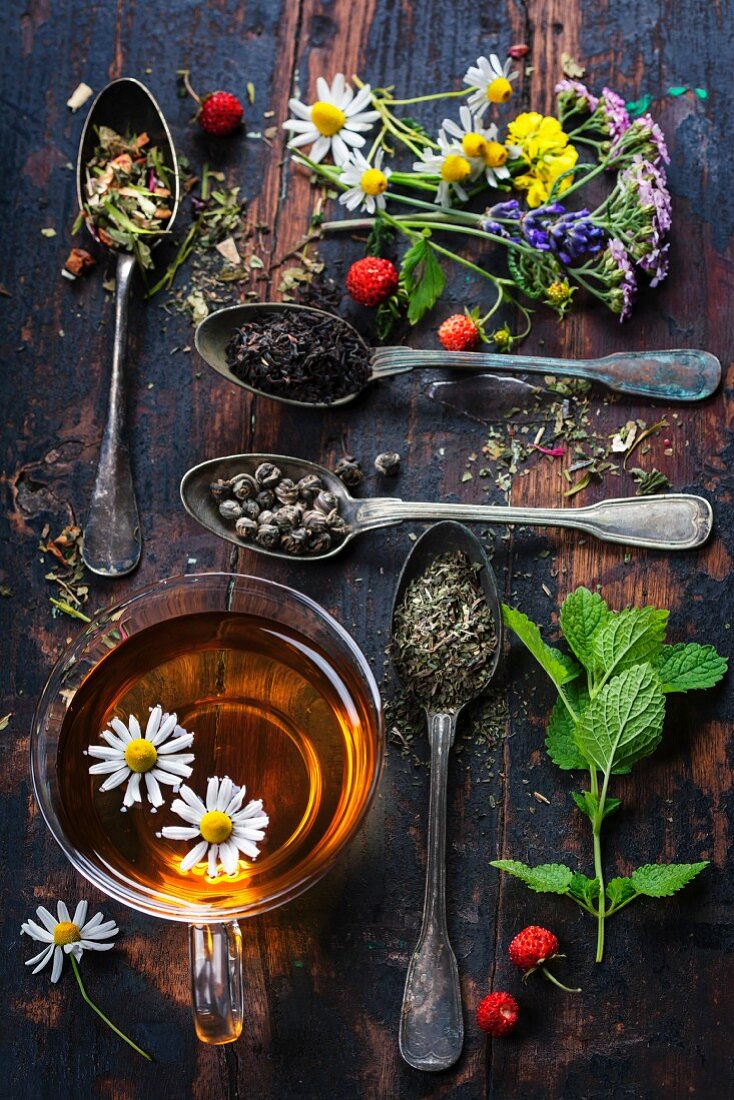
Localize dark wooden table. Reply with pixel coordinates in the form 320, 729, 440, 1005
3, 1, 733, 1097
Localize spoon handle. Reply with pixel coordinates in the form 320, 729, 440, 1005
372, 347, 721, 402
356, 494, 712, 551
399, 711, 463, 1072
82, 251, 141, 576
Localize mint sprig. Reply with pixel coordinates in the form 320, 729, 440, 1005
494, 586, 726, 962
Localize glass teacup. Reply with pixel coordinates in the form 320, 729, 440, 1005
31, 573, 383, 1044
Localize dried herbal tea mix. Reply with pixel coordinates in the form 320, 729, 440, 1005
211, 462, 351, 555
225, 311, 370, 404
74, 127, 174, 269
391, 551, 497, 711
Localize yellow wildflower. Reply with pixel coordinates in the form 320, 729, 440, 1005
506, 112, 579, 207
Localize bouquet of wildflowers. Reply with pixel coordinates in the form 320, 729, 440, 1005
283, 54, 671, 348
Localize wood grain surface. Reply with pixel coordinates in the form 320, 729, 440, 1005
2, 1, 733, 1097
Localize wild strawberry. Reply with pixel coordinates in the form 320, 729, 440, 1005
437, 313, 481, 351
509, 926, 581, 993
199, 92, 244, 136
346, 257, 399, 306
476, 992, 519, 1037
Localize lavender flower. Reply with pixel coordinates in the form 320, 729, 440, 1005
481, 199, 522, 239
521, 202, 566, 251
549, 209, 606, 264
606, 238, 637, 322
555, 78, 599, 114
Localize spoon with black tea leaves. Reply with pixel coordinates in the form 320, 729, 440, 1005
194, 302, 721, 408
391, 521, 503, 1071
76, 77, 180, 576
180, 453, 713, 556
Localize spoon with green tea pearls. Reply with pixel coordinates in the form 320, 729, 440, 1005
195, 302, 720, 409
180, 453, 713, 558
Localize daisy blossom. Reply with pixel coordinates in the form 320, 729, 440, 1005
463, 54, 518, 119
413, 135, 474, 206
441, 105, 511, 186
21, 899, 118, 983
283, 73, 380, 165
87, 704, 195, 811
338, 149, 392, 213
161, 775, 269, 878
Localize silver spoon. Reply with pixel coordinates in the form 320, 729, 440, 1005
76, 78, 180, 575
194, 302, 721, 407
392, 521, 503, 1071
180, 453, 713, 556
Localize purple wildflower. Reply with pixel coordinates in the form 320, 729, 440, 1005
549, 209, 606, 264
481, 199, 522, 239
619, 156, 672, 283
634, 114, 670, 164
606, 238, 637, 322
521, 202, 565, 251
555, 78, 599, 114
598, 87, 631, 141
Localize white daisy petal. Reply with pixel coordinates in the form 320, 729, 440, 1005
50, 946, 64, 983
23, 920, 54, 943
344, 85, 372, 115
283, 118, 316, 133
156, 758, 194, 778
161, 825, 201, 840
35, 907, 58, 933
315, 76, 331, 101
31, 946, 55, 974
220, 840, 239, 876
101, 730, 128, 752
157, 734, 194, 754
80, 913, 105, 933
206, 777, 220, 811
144, 772, 164, 808
151, 769, 185, 786
225, 787, 247, 816
27, 944, 54, 968
232, 835, 261, 860
288, 130, 319, 149
89, 759, 127, 774
152, 712, 177, 745
309, 135, 331, 162
80, 940, 116, 952
208, 844, 219, 878
144, 706, 162, 740
111, 717, 134, 743
81, 924, 118, 941
87, 746, 124, 760
57, 901, 70, 923
287, 98, 311, 120
72, 901, 88, 928
123, 772, 142, 807
99, 766, 131, 792
169, 799, 203, 825
129, 714, 141, 739
180, 840, 208, 872
179, 786, 207, 815
216, 777, 234, 811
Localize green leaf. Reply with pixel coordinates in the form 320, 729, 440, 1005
507, 248, 563, 300
630, 862, 709, 897
574, 663, 666, 776
571, 790, 622, 822
546, 688, 589, 770
490, 860, 573, 894
365, 215, 396, 257
606, 876, 637, 908
560, 587, 611, 668
400, 236, 445, 325
592, 606, 669, 680
502, 604, 581, 691
656, 643, 728, 693
569, 872, 600, 906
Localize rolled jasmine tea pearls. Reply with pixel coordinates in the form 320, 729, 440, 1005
211, 463, 351, 555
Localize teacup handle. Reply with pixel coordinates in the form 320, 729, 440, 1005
189, 922, 244, 1044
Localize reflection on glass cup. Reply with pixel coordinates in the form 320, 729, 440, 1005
32, 573, 383, 1044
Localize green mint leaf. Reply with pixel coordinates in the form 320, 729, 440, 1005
656, 643, 728, 693
630, 862, 709, 897
569, 871, 601, 905
592, 606, 669, 680
546, 688, 590, 769
571, 790, 622, 821
574, 663, 666, 776
606, 876, 637, 908
503, 604, 581, 691
559, 586, 611, 668
490, 860, 573, 894
400, 237, 445, 325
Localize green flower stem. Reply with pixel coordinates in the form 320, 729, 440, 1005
541, 967, 582, 994
69, 955, 152, 1061
551, 157, 609, 203
380, 87, 470, 106
592, 820, 606, 962
396, 217, 531, 259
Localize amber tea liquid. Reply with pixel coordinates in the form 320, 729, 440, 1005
57, 611, 379, 915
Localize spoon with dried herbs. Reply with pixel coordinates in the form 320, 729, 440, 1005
180, 453, 713, 559
195, 302, 721, 408
74, 78, 180, 576
390, 522, 502, 1071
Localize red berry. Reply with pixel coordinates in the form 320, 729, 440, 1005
199, 91, 244, 136
346, 257, 399, 307
438, 314, 481, 351
476, 992, 520, 1037
509, 926, 560, 972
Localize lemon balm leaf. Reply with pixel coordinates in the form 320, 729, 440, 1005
592, 605, 669, 679
574, 663, 665, 776
655, 643, 728, 692
502, 604, 581, 691
559, 586, 611, 668
631, 862, 709, 898
490, 860, 573, 894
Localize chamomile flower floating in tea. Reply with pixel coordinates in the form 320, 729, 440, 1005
161, 775, 269, 878
21, 898, 151, 1060
462, 54, 518, 115
283, 73, 380, 165
87, 704, 195, 811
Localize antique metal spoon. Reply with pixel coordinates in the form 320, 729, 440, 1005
195, 302, 721, 407
76, 77, 180, 575
392, 521, 503, 1071
180, 453, 713, 556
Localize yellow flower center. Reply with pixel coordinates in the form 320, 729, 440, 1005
441, 154, 472, 183
310, 101, 346, 137
485, 141, 509, 168
547, 280, 572, 304
54, 921, 81, 946
200, 810, 233, 844
487, 76, 513, 104
360, 168, 388, 196
124, 738, 158, 773
461, 132, 488, 160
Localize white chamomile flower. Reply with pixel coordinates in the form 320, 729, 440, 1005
283, 73, 380, 166
338, 149, 392, 213
87, 704, 195, 812
161, 775, 269, 878
21, 899, 118, 984
441, 105, 511, 187
413, 136, 473, 207
463, 54, 518, 119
